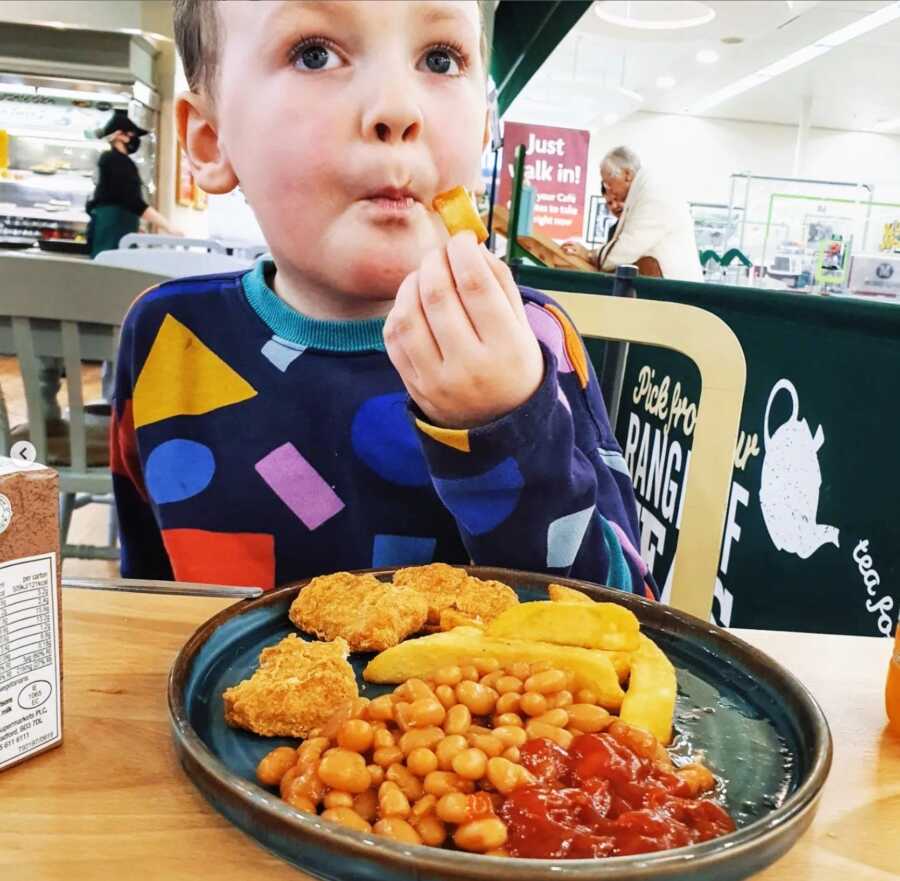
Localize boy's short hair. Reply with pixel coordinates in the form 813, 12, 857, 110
173, 0, 492, 96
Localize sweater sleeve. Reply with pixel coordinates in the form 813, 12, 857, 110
412, 291, 654, 598
109, 294, 173, 580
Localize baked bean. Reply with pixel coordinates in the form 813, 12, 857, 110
366, 764, 385, 787
473, 657, 501, 675
459, 664, 480, 682
468, 733, 504, 758
519, 692, 549, 717
393, 701, 413, 731
494, 675, 523, 695
495, 692, 521, 715
318, 698, 369, 740
423, 770, 475, 797
373, 727, 396, 750
535, 708, 569, 728
567, 727, 585, 738
386, 763, 424, 802
563, 670, 577, 690
318, 749, 372, 794
524, 669, 567, 694
373, 818, 422, 845
479, 670, 504, 690
321, 806, 372, 833
433, 665, 463, 687
368, 695, 395, 722
416, 814, 447, 846
443, 704, 472, 736
405, 697, 446, 728
434, 684, 456, 709
452, 748, 488, 781
410, 793, 438, 823
405, 678, 435, 702
528, 661, 551, 674
435, 791, 494, 824
525, 719, 573, 749
566, 703, 611, 733
550, 690, 574, 709
256, 746, 298, 787
285, 792, 316, 813
323, 790, 354, 809
372, 746, 404, 767
509, 662, 530, 680
456, 681, 497, 715
486, 848, 510, 857
576, 688, 597, 705
435, 734, 468, 770
337, 719, 374, 753
454, 818, 508, 853
407, 747, 439, 777
677, 763, 715, 796
492, 725, 527, 749
378, 780, 412, 818
285, 765, 327, 805
296, 736, 329, 768
467, 724, 493, 738
354, 789, 379, 822
399, 726, 444, 755
279, 764, 302, 800
501, 746, 521, 763
486, 756, 525, 795
607, 720, 658, 762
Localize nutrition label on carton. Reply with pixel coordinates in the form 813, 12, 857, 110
0, 552, 61, 771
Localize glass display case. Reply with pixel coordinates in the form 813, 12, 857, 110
0, 74, 158, 253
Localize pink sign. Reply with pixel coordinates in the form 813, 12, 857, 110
498, 122, 590, 241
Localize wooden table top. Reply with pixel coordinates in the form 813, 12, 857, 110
2, 588, 898, 881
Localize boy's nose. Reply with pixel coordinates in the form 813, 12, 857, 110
361, 86, 423, 144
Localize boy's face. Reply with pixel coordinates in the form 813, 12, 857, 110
210, 0, 487, 301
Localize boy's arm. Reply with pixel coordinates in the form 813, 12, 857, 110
109, 299, 173, 580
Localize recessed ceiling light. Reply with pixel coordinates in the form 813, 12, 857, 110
595, 1, 716, 31
696, 50, 720, 64
656, 75, 677, 90
603, 113, 620, 125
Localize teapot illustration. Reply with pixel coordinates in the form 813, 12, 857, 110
759, 379, 839, 560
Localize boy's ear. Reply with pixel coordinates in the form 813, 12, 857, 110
176, 91, 239, 195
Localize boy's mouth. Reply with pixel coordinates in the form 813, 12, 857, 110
362, 187, 420, 213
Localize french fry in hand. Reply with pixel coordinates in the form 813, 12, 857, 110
548, 583, 595, 604
363, 626, 625, 710
432, 186, 488, 243
486, 600, 641, 653
618, 634, 677, 745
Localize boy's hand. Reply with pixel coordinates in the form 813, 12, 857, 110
384, 231, 544, 429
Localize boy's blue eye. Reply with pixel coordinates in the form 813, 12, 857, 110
292, 41, 342, 72
420, 48, 461, 76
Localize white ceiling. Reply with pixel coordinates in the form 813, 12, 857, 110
505, 0, 900, 135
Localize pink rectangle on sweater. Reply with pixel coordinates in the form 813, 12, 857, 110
255, 442, 344, 530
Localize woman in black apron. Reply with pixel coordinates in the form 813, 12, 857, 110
86, 109, 181, 257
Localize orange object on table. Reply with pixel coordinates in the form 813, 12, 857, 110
886, 627, 900, 736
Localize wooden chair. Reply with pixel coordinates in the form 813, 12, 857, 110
547, 290, 746, 621
0, 253, 165, 560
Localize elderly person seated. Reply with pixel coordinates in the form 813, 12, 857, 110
563, 146, 702, 282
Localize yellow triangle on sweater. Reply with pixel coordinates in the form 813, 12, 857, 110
415, 418, 471, 453
133, 313, 257, 428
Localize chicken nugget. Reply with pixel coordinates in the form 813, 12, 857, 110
393, 563, 469, 624
289, 571, 428, 652
223, 634, 358, 738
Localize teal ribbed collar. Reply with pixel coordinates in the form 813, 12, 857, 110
242, 259, 386, 352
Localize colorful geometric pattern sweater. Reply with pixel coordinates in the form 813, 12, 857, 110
110, 260, 654, 598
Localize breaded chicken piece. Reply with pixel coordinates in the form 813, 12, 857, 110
223, 634, 358, 738
289, 571, 428, 652
393, 564, 519, 627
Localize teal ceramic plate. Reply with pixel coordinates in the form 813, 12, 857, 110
168, 568, 832, 881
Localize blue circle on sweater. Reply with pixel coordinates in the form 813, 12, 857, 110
145, 439, 216, 504
351, 393, 429, 487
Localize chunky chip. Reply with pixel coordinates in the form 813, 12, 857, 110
548, 583, 595, 604
363, 626, 626, 710
619, 634, 677, 744
486, 600, 641, 653
432, 185, 489, 243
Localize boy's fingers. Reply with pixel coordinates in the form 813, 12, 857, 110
483, 248, 528, 325
445, 231, 517, 341
385, 271, 441, 371
417, 246, 478, 357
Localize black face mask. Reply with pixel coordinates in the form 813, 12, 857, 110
125, 135, 141, 155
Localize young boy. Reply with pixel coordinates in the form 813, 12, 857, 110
110, 0, 653, 597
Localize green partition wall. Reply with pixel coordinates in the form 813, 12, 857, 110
517, 265, 899, 638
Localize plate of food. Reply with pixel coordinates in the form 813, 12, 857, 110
169, 565, 831, 881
